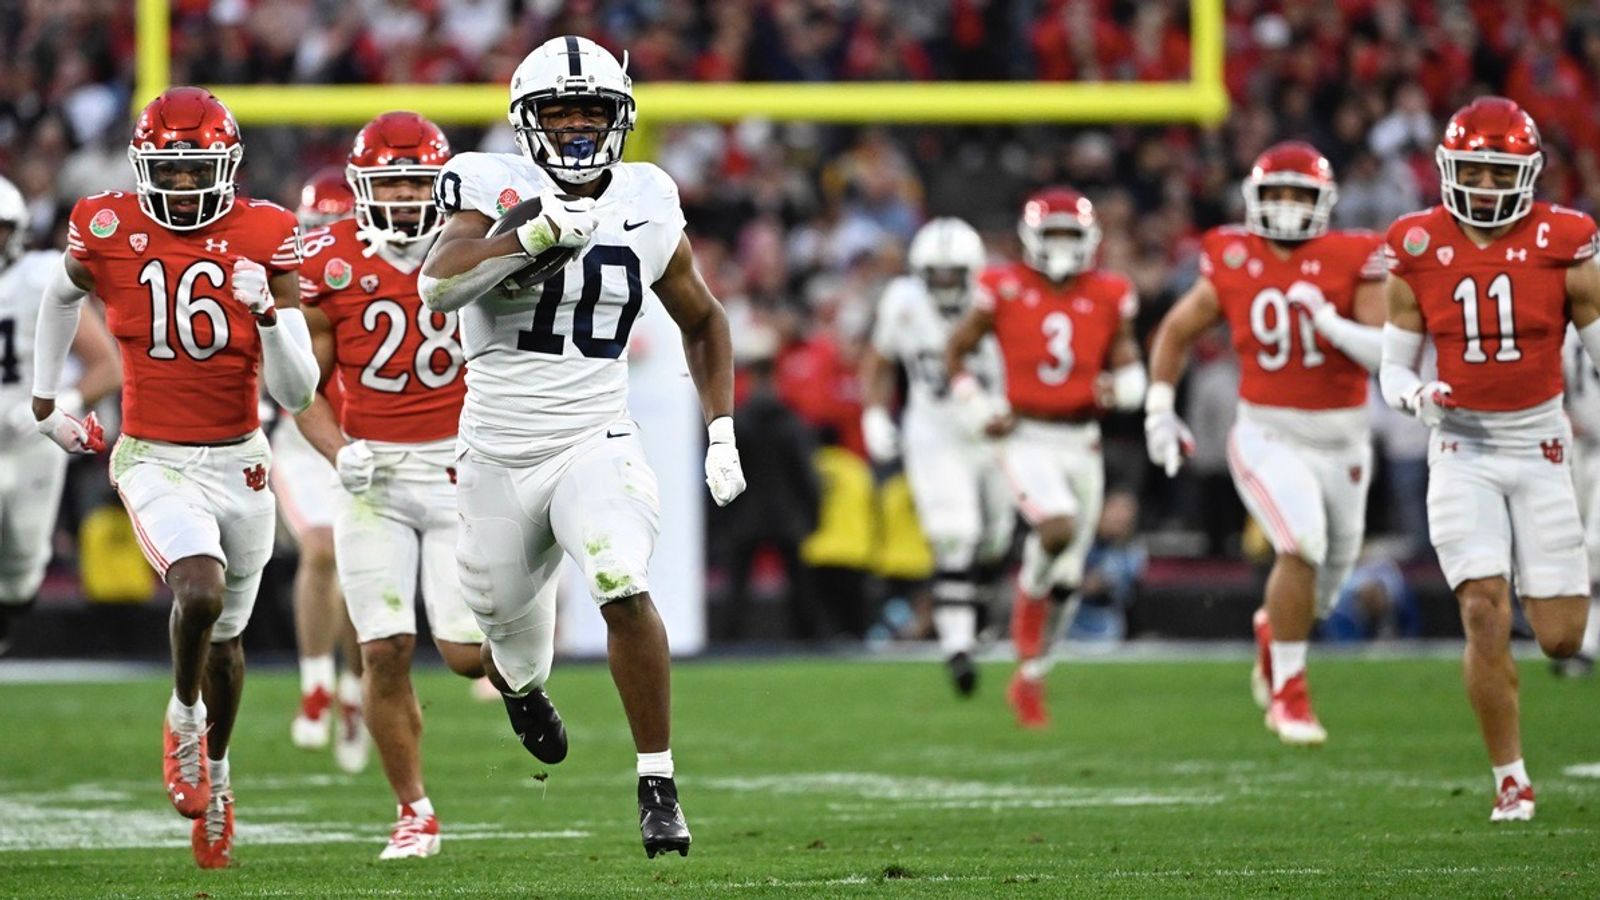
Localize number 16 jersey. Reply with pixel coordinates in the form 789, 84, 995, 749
434, 152, 687, 464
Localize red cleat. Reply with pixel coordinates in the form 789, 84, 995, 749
1011, 590, 1049, 660
163, 718, 211, 819
1490, 777, 1535, 822
291, 686, 333, 749
1251, 608, 1273, 710
1264, 672, 1326, 746
1006, 670, 1049, 729
191, 787, 234, 868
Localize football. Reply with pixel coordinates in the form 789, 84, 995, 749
486, 195, 581, 291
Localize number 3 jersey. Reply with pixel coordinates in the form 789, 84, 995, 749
1385, 202, 1598, 414
435, 152, 687, 464
299, 218, 464, 442
1200, 225, 1385, 412
870, 275, 1003, 438
66, 191, 302, 443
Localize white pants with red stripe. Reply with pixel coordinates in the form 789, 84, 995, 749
110, 431, 277, 641
0, 433, 68, 603
270, 417, 337, 534
336, 439, 483, 645
1226, 411, 1371, 611
1000, 418, 1104, 594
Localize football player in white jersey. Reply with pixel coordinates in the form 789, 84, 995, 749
0, 174, 119, 653
418, 35, 744, 858
860, 217, 1012, 696
1561, 326, 1600, 675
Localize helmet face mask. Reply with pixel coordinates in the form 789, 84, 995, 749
508, 36, 636, 185
1435, 96, 1543, 229
907, 217, 985, 315
1019, 189, 1100, 281
128, 87, 243, 232
346, 111, 451, 243
1241, 143, 1337, 242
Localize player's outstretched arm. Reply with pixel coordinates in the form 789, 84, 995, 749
1379, 275, 1453, 425
655, 233, 745, 506
29, 253, 105, 453
1287, 279, 1385, 371
1143, 278, 1218, 476
1569, 258, 1600, 372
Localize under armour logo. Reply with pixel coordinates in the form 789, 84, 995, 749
242, 463, 268, 492
1439, 440, 1458, 453
1541, 438, 1564, 464
206, 238, 229, 254
1506, 247, 1527, 262
1300, 260, 1322, 276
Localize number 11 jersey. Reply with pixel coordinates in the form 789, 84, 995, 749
435, 152, 687, 464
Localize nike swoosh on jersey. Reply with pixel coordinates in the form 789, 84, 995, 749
623, 220, 648, 231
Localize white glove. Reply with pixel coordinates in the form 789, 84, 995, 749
36, 406, 105, 454
1402, 380, 1457, 428
1143, 382, 1194, 477
335, 441, 376, 494
1285, 280, 1332, 322
230, 258, 274, 318
516, 192, 598, 256
949, 373, 1009, 437
861, 406, 899, 463
704, 416, 746, 507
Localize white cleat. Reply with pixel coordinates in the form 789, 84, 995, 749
291, 687, 333, 750
334, 701, 370, 774
1489, 777, 1535, 822
379, 809, 440, 860
1264, 674, 1327, 747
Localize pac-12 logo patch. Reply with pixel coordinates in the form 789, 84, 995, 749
129, 233, 148, 253
324, 258, 352, 289
360, 274, 380, 294
496, 188, 521, 216
1223, 242, 1247, 269
1403, 226, 1429, 256
89, 208, 119, 238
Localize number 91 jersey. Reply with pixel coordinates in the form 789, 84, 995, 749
1201, 225, 1385, 411
299, 218, 465, 442
435, 152, 687, 463
1385, 202, 1599, 412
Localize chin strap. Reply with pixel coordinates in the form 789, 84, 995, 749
356, 224, 411, 257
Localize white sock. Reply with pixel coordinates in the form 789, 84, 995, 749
300, 654, 335, 697
1020, 657, 1053, 681
1582, 596, 1600, 656
1492, 759, 1530, 788
403, 796, 434, 819
210, 752, 230, 790
337, 671, 363, 707
933, 605, 978, 656
1269, 641, 1308, 694
168, 691, 207, 733
637, 750, 674, 779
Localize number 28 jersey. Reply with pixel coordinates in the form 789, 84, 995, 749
1385, 203, 1598, 412
1201, 226, 1385, 411
435, 152, 686, 464
299, 218, 464, 443
67, 191, 301, 443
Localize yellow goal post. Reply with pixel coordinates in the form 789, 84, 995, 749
136, 0, 1227, 131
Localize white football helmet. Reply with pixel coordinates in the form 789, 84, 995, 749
908, 217, 985, 315
508, 36, 636, 185
0, 174, 25, 264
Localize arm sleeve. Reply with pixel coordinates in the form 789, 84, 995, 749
258, 308, 320, 413
31, 254, 89, 399
1378, 324, 1425, 412
417, 255, 532, 313
1310, 307, 1384, 372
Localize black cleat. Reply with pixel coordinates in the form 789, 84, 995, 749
1552, 654, 1595, 679
502, 688, 568, 764
638, 776, 691, 858
946, 651, 977, 697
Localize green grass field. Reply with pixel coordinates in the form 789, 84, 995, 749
2, 654, 1598, 898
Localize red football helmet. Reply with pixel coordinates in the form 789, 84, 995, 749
298, 166, 355, 229
1243, 141, 1337, 242
1436, 96, 1543, 228
346, 111, 452, 243
128, 87, 243, 231
1018, 186, 1100, 280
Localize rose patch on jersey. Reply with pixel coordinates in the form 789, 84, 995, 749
89, 208, 118, 238
496, 188, 521, 216
324, 258, 352, 289
1403, 226, 1429, 256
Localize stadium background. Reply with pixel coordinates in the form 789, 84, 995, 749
8, 0, 1600, 658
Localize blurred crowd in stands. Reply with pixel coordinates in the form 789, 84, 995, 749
5, 0, 1598, 642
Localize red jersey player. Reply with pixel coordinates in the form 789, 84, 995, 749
1379, 97, 1600, 822
291, 112, 483, 860
1145, 141, 1388, 747
29, 87, 319, 868
946, 186, 1146, 728
278, 165, 367, 773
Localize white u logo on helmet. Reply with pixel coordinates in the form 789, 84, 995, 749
507, 36, 636, 185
